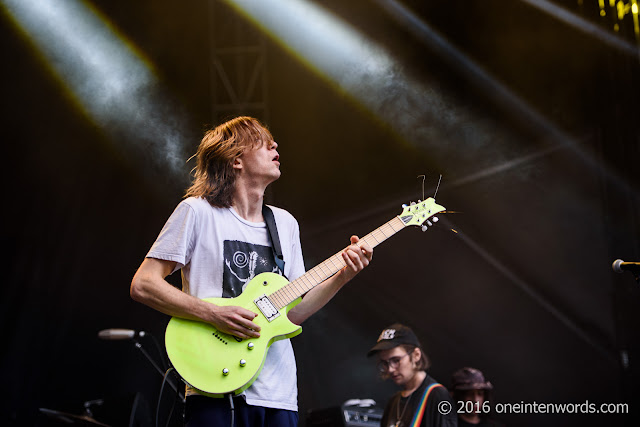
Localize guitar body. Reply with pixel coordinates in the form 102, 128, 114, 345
165, 272, 302, 396
164, 197, 445, 397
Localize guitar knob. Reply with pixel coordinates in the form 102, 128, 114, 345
247, 342, 254, 350
222, 368, 230, 376
240, 359, 247, 367
432, 216, 439, 222
421, 225, 428, 232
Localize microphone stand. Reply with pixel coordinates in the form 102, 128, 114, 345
623, 270, 639, 284
133, 337, 185, 402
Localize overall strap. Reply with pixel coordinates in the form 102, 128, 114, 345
409, 382, 445, 427
262, 204, 286, 274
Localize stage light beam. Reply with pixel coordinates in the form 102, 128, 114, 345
1, 0, 190, 181
224, 0, 499, 160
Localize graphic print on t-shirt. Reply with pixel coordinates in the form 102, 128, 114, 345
222, 240, 282, 298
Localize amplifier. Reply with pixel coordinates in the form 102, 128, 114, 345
306, 399, 383, 427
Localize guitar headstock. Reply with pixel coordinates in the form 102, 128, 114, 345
399, 197, 446, 231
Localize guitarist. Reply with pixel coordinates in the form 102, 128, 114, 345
130, 116, 373, 426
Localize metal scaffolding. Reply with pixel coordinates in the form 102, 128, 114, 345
208, 0, 270, 125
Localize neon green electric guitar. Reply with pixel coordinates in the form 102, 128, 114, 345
165, 197, 446, 396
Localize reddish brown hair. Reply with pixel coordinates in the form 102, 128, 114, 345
185, 116, 274, 207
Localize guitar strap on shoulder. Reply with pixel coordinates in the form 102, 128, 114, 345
262, 204, 286, 275
409, 381, 445, 427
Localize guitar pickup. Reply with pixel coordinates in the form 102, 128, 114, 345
254, 295, 280, 322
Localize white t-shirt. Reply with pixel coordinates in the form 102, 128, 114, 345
147, 197, 306, 411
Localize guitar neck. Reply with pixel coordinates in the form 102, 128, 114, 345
269, 216, 406, 309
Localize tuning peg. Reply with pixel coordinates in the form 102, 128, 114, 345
427, 220, 433, 227
410, 202, 416, 206
421, 225, 428, 232
432, 216, 439, 222
402, 204, 408, 208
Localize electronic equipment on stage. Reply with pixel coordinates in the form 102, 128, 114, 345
306, 399, 384, 427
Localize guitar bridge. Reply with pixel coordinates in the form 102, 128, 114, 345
254, 295, 280, 322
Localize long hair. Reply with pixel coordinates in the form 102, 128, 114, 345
184, 116, 274, 207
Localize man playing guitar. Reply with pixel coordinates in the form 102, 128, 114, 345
130, 116, 373, 426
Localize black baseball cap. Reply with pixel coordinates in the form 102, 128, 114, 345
367, 323, 421, 357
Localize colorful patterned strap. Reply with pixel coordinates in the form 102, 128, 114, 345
409, 382, 445, 427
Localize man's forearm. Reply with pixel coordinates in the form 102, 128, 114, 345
287, 269, 349, 324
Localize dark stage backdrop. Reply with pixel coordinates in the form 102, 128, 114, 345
1, 1, 639, 426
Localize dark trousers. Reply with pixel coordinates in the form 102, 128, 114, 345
184, 395, 298, 427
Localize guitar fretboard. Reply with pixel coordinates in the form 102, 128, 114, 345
269, 216, 406, 309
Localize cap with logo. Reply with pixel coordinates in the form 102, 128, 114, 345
367, 323, 421, 357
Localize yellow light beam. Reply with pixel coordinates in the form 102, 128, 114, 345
522, 0, 639, 56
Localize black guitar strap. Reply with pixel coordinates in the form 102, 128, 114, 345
262, 204, 286, 275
